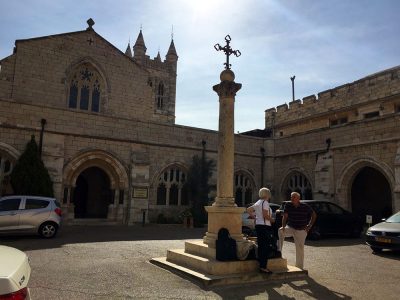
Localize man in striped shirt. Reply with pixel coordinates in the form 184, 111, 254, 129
278, 192, 317, 269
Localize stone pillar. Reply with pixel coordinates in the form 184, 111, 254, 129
114, 189, 120, 220
67, 186, 75, 220
203, 69, 246, 247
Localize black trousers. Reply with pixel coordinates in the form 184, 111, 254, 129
255, 224, 273, 269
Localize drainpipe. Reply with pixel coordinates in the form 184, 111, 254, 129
39, 118, 47, 158
260, 147, 265, 187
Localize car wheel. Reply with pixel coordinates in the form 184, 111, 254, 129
308, 225, 321, 240
371, 246, 382, 253
39, 222, 58, 238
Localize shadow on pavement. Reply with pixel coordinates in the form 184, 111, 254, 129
285, 277, 351, 300
372, 250, 400, 260
209, 277, 351, 300
305, 237, 364, 247
0, 224, 207, 251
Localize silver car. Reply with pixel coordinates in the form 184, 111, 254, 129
366, 211, 400, 252
0, 195, 62, 238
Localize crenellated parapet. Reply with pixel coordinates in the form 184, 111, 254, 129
265, 66, 400, 128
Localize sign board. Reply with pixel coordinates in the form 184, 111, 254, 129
366, 215, 373, 224
133, 187, 148, 199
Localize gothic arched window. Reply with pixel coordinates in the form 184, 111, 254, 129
0, 153, 14, 196
156, 166, 189, 206
285, 172, 313, 200
234, 172, 254, 207
156, 82, 164, 110
67, 63, 103, 112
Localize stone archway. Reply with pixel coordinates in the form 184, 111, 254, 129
351, 166, 392, 224
0, 143, 20, 196
336, 157, 394, 221
63, 150, 128, 221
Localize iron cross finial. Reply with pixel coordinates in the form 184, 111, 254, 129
214, 35, 241, 70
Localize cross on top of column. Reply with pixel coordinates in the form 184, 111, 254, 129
214, 35, 241, 70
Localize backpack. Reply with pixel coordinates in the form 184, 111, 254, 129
216, 228, 237, 261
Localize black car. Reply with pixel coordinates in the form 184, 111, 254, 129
275, 200, 363, 240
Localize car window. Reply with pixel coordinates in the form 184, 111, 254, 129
270, 204, 279, 212
55, 200, 61, 208
327, 203, 344, 214
386, 213, 400, 223
312, 202, 329, 213
25, 199, 49, 210
0, 198, 21, 211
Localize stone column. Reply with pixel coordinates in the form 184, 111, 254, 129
67, 186, 75, 220
203, 69, 246, 247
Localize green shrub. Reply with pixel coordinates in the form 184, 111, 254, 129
10, 135, 54, 197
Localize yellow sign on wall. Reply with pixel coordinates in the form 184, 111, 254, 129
133, 187, 148, 199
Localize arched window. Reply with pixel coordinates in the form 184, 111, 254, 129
67, 63, 103, 112
156, 82, 164, 110
234, 172, 254, 207
0, 153, 14, 196
285, 172, 313, 200
156, 166, 189, 206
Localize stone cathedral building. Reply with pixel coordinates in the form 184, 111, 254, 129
0, 20, 399, 224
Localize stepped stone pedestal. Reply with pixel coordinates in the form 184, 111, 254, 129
151, 240, 307, 287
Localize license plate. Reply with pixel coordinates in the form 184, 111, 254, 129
375, 237, 391, 243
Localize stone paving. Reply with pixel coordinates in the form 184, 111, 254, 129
1, 225, 399, 299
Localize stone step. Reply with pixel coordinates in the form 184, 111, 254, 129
184, 240, 288, 272
167, 249, 287, 275
150, 256, 307, 287
185, 240, 216, 259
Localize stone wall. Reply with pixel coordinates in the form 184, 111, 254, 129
0, 97, 264, 222
271, 113, 400, 211
0, 28, 177, 125
265, 66, 400, 132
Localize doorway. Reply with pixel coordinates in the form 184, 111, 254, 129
351, 166, 392, 224
73, 167, 112, 218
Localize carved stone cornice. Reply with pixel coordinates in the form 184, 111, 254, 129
213, 81, 242, 98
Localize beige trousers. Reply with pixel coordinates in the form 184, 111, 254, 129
278, 226, 308, 269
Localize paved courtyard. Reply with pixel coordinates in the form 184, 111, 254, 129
1, 225, 399, 299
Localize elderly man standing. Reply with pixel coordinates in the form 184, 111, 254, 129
278, 192, 317, 269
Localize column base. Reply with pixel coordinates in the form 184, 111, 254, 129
203, 205, 246, 248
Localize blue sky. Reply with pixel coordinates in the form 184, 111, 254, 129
0, 0, 399, 132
